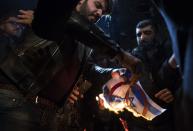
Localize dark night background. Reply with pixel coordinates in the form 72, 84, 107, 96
0, 0, 169, 51
0, 0, 175, 130
96, 0, 168, 51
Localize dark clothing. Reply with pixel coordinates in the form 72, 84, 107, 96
129, 43, 180, 131
32, 0, 121, 57
0, 87, 58, 131
0, 24, 60, 130
0, 1, 126, 131
0, 20, 27, 84
33, 11, 122, 103
31, 0, 124, 103
151, 1, 193, 130
1, 9, 122, 103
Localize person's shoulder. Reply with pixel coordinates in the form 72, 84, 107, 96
132, 47, 139, 52
131, 46, 141, 55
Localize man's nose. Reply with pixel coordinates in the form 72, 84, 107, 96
140, 33, 146, 41
95, 9, 103, 17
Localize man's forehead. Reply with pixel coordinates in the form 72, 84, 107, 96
136, 25, 154, 32
96, 0, 108, 5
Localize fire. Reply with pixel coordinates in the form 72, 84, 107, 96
95, 68, 165, 121
96, 93, 153, 121
96, 94, 125, 114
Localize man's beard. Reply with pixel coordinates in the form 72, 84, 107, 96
138, 40, 160, 61
79, 1, 88, 16
79, 1, 98, 22
138, 40, 155, 51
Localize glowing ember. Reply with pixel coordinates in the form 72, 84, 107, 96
119, 118, 129, 131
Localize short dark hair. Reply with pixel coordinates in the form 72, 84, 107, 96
136, 19, 158, 33
105, 0, 115, 14
0, 16, 11, 25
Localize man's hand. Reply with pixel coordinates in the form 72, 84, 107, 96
116, 50, 143, 85
155, 88, 174, 103
97, 96, 105, 110
67, 88, 83, 105
16, 10, 34, 26
168, 54, 178, 69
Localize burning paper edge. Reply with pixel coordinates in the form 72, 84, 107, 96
96, 94, 124, 114
96, 93, 166, 121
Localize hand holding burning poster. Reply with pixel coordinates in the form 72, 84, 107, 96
97, 68, 166, 121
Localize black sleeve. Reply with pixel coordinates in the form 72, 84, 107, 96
158, 60, 182, 93
65, 12, 122, 58
33, 8, 122, 58
32, 0, 79, 41
84, 64, 113, 88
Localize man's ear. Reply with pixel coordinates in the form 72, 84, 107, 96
76, 0, 85, 11
78, 0, 85, 5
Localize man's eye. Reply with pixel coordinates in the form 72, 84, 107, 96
95, 1, 102, 9
136, 33, 142, 37
144, 31, 153, 35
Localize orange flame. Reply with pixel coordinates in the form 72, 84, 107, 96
96, 94, 153, 121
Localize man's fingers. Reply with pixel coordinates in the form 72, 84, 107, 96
15, 19, 27, 23
157, 91, 172, 100
72, 89, 80, 96
19, 10, 34, 15
98, 97, 105, 110
17, 14, 30, 19
155, 88, 169, 98
19, 10, 28, 14
15, 19, 31, 25
17, 10, 34, 20
67, 88, 85, 105
115, 51, 143, 77
69, 94, 78, 101
155, 88, 174, 103
68, 98, 75, 104
163, 95, 174, 103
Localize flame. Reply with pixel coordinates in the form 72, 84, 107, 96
96, 94, 124, 114
119, 118, 129, 131
96, 94, 153, 121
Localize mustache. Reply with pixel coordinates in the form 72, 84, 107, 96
139, 40, 153, 45
89, 14, 100, 20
